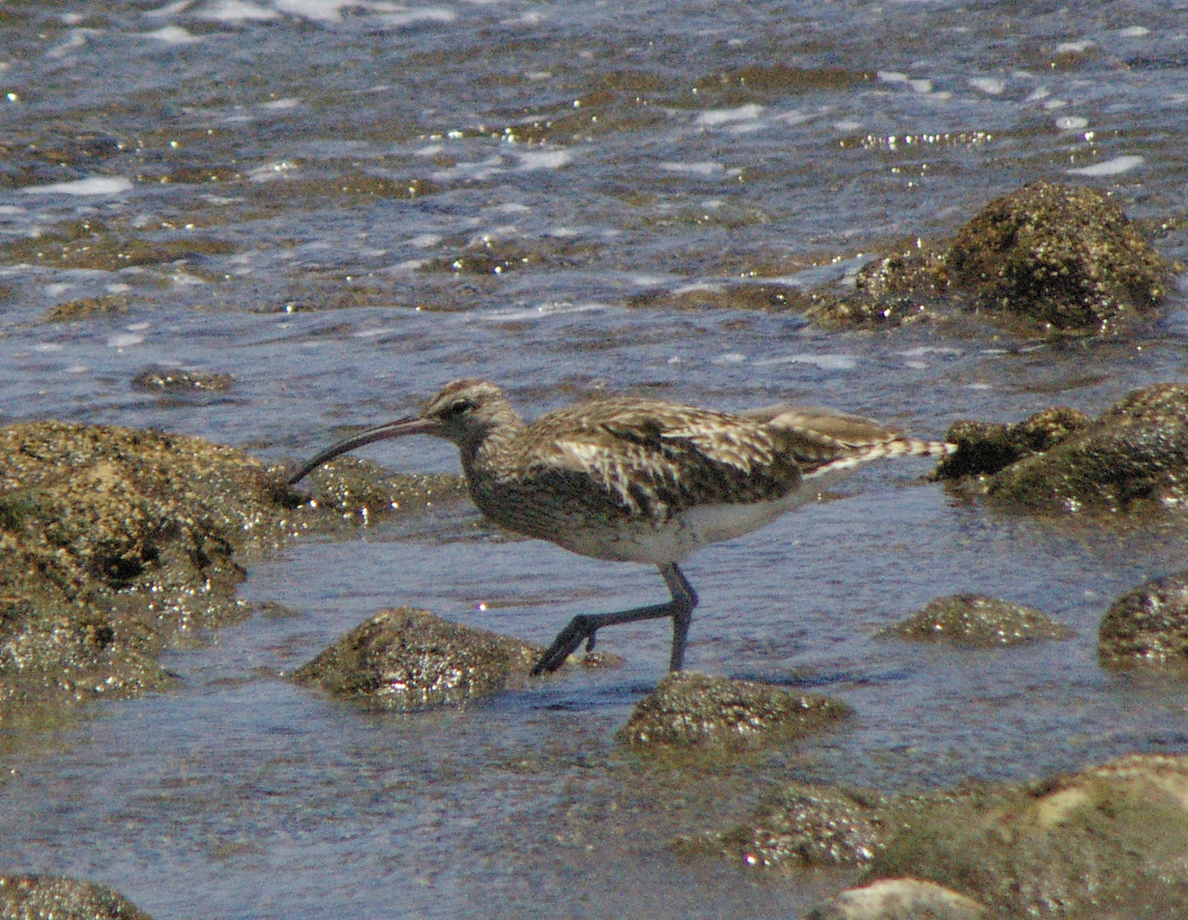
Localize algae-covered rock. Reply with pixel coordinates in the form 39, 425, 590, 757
806, 181, 1171, 336
0, 421, 288, 717
290, 455, 464, 524
985, 384, 1188, 513
870, 753, 1188, 918
0, 874, 155, 920
293, 607, 543, 710
617, 671, 851, 752
1099, 570, 1188, 670
803, 878, 987, 920
879, 594, 1075, 648
947, 180, 1169, 334
696, 782, 885, 870
936, 384, 1188, 516
934, 407, 1091, 480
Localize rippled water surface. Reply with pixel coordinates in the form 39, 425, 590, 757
3, 1, 1188, 917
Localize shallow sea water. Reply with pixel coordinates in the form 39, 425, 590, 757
3, 1, 1188, 917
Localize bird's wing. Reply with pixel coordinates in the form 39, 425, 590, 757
519, 400, 801, 520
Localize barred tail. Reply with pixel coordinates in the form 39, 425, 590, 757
803, 437, 955, 480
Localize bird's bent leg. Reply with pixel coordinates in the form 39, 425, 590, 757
661, 562, 698, 672
530, 562, 699, 675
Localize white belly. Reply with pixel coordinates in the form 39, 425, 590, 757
553, 489, 821, 565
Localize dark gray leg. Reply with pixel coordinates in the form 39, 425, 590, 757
530, 562, 699, 675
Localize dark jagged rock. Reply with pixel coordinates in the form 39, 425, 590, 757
986, 384, 1188, 513
880, 594, 1075, 648
293, 607, 544, 710
934, 407, 1091, 480
618, 671, 851, 752
935, 384, 1188, 516
1099, 571, 1188, 670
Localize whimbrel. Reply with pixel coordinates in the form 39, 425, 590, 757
289, 379, 952, 675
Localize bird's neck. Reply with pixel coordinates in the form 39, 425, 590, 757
456, 405, 525, 478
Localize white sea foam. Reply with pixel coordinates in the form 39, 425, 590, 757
1055, 115, 1088, 130
1068, 155, 1144, 176
23, 177, 134, 196
711, 352, 746, 365
1118, 26, 1150, 38
754, 354, 858, 371
139, 25, 202, 43
261, 97, 301, 110
1055, 40, 1095, 54
430, 156, 505, 181
48, 30, 92, 59
107, 333, 145, 348
696, 104, 763, 127
968, 76, 1005, 95
659, 161, 723, 177
516, 149, 574, 170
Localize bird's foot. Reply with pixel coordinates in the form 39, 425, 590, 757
531, 614, 597, 676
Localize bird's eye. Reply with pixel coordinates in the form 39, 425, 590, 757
442, 398, 476, 419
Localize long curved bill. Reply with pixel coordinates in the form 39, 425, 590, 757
288, 415, 438, 485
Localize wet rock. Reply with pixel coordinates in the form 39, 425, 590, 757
806, 247, 949, 330
879, 594, 1075, 648
0, 422, 288, 719
2, 217, 235, 272
803, 878, 987, 920
292, 455, 465, 525
805, 181, 1171, 335
947, 180, 1169, 334
1099, 570, 1188, 670
629, 282, 814, 314
293, 607, 543, 710
618, 671, 851, 752
870, 753, 1188, 918
131, 366, 234, 393
0, 874, 155, 920
933, 407, 1092, 480
696, 782, 884, 870
982, 384, 1188, 514
40, 293, 133, 323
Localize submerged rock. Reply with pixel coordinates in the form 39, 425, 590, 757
880, 594, 1075, 648
0, 874, 155, 920
695, 754, 1188, 917
936, 384, 1188, 515
293, 607, 543, 710
693, 782, 884, 870
618, 671, 851, 752
808, 181, 1171, 335
803, 878, 987, 920
870, 753, 1188, 918
1099, 571, 1188, 670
